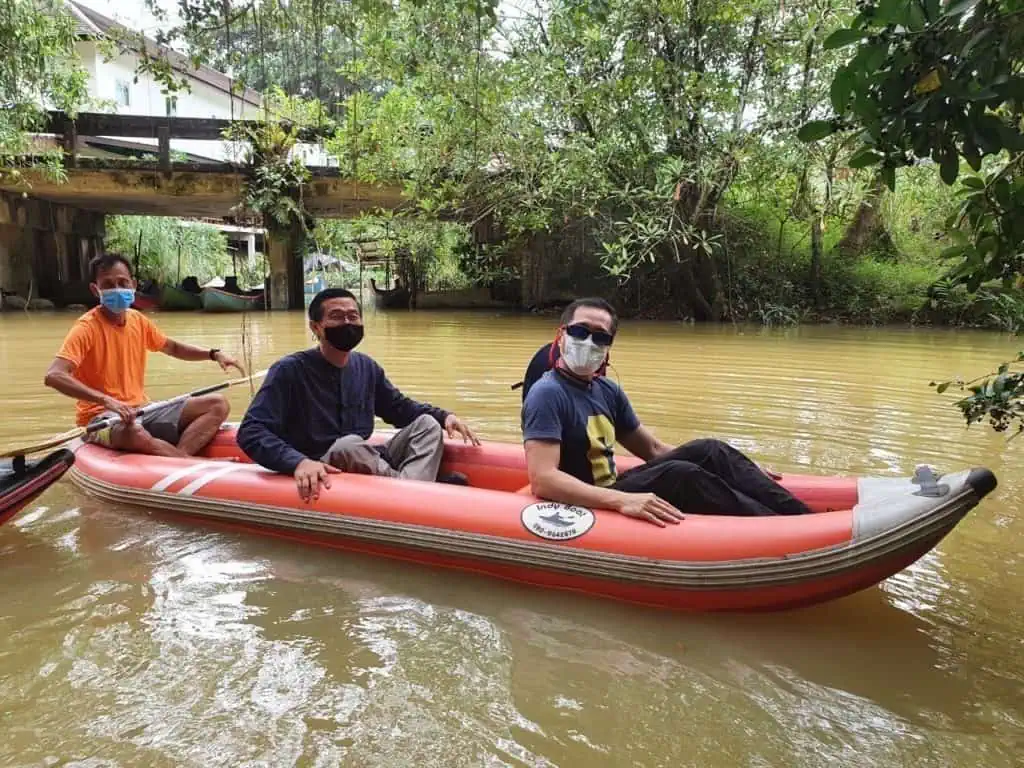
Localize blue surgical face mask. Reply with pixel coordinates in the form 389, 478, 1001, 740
100, 288, 135, 313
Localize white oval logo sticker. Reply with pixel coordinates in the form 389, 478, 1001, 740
521, 502, 595, 541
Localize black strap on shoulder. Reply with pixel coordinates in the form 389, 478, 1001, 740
511, 342, 558, 402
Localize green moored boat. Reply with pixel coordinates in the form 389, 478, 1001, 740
200, 287, 267, 312
160, 285, 203, 311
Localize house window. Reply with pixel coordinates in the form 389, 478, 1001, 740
115, 79, 130, 107
165, 96, 178, 117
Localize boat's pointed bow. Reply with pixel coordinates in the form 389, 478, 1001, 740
966, 466, 998, 499
852, 466, 997, 544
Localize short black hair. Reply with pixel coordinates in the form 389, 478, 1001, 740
560, 297, 618, 335
89, 253, 133, 282
309, 287, 361, 322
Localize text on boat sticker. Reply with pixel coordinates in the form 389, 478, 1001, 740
521, 502, 595, 541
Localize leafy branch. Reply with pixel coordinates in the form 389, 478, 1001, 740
932, 351, 1024, 437
225, 89, 331, 229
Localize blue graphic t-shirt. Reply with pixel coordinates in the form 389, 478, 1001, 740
521, 369, 641, 487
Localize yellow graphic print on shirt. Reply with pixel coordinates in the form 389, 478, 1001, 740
586, 414, 617, 487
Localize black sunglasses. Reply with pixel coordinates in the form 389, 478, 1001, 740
564, 323, 615, 347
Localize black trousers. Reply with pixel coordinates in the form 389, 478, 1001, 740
611, 439, 812, 517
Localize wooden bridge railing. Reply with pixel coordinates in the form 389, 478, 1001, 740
44, 110, 334, 173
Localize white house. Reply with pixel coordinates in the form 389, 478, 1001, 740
62, 1, 333, 167
63, 0, 262, 163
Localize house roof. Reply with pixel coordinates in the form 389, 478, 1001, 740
64, 1, 103, 37
66, 1, 262, 107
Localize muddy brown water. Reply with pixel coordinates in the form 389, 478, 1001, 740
1, 309, 1021, 766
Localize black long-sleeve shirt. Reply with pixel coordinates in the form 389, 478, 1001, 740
236, 349, 449, 474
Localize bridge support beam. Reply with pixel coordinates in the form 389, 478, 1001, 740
266, 219, 305, 310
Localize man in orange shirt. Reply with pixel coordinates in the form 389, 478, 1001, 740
44, 254, 245, 457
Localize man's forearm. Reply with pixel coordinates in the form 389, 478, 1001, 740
163, 339, 216, 362
531, 469, 626, 511
651, 439, 675, 458
44, 369, 110, 406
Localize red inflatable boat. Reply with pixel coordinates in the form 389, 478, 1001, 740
0, 449, 76, 527
68, 428, 997, 612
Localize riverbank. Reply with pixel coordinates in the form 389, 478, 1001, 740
4, 278, 1022, 335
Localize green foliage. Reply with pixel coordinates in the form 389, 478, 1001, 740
225, 89, 323, 229
705, 201, 945, 324
983, 291, 1024, 333
2, 0, 1014, 339
943, 160, 1024, 290
880, 164, 959, 258
932, 352, 1024, 438
155, 0, 995, 324
105, 216, 232, 285
164, 0, 373, 118
805, 0, 1024, 289
328, 0, 839, 317
313, 216, 477, 292
0, 0, 88, 184
806, 0, 1024, 435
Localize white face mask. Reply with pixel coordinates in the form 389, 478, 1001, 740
562, 335, 607, 377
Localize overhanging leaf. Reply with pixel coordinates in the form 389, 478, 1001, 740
876, 0, 909, 24
914, 69, 942, 95
940, 148, 960, 185
848, 148, 884, 168
797, 120, 837, 142
823, 29, 867, 50
830, 67, 856, 113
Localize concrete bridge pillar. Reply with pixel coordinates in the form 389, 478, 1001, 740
265, 219, 305, 310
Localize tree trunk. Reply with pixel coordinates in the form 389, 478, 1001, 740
674, 256, 716, 321
836, 173, 896, 258
810, 210, 824, 307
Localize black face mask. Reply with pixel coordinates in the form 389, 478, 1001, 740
323, 323, 364, 352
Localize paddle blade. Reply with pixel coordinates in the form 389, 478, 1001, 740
0, 427, 86, 459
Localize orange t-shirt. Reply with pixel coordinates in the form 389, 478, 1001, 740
56, 308, 168, 426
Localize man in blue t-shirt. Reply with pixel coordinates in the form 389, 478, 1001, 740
238, 288, 479, 501
521, 298, 812, 527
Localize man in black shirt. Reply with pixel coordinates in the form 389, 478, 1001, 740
238, 288, 479, 501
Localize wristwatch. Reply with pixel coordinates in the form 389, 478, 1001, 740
209, 348, 220, 361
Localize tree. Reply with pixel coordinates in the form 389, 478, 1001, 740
802, 0, 1024, 434
117, 0, 992, 326
334, 0, 866, 319
0, 0, 89, 183
168, 0, 369, 119
800, 0, 1024, 290
105, 216, 232, 285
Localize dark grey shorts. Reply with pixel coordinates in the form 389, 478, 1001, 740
86, 399, 188, 447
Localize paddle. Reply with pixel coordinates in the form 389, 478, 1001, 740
0, 370, 268, 459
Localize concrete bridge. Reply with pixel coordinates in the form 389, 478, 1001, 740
0, 111, 407, 310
